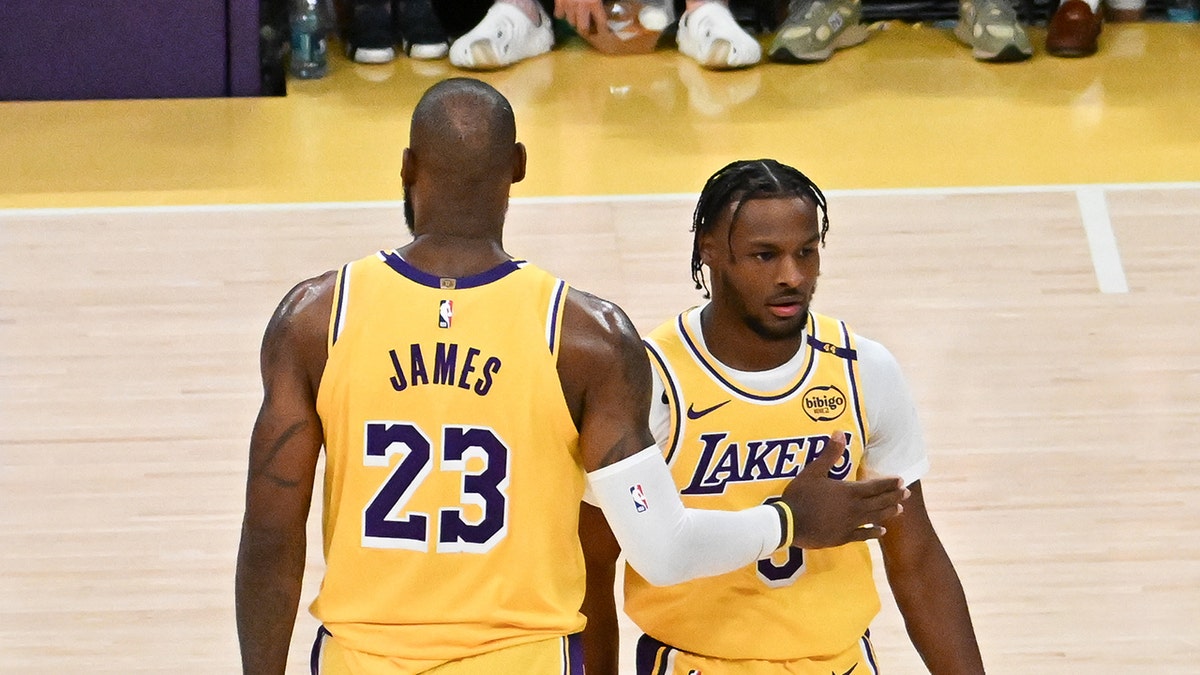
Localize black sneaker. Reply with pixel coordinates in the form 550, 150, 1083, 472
346, 0, 397, 63
398, 0, 449, 59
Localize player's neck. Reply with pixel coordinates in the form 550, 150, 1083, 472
398, 235, 510, 278
698, 304, 802, 372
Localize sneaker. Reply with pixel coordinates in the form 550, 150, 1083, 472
955, 0, 1033, 62
399, 0, 449, 60
346, 0, 397, 64
677, 2, 762, 70
406, 41, 450, 59
768, 0, 869, 63
449, 2, 554, 71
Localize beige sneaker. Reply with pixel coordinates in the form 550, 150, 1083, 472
955, 0, 1033, 62
769, 0, 870, 63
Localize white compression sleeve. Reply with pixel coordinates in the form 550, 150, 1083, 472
586, 446, 784, 587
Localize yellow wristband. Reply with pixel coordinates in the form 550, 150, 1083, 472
769, 500, 794, 551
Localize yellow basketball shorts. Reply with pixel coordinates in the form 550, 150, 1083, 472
634, 631, 880, 675
310, 626, 584, 675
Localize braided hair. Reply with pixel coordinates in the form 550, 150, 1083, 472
690, 159, 829, 298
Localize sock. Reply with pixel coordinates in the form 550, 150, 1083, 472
500, 0, 542, 24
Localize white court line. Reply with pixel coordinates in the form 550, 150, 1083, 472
2, 181, 1198, 217
2, 182, 1186, 296
1076, 187, 1129, 294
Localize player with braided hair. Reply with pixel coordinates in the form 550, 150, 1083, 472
580, 159, 983, 675
688, 158, 829, 298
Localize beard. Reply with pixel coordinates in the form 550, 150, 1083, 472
743, 306, 809, 341
721, 278, 816, 343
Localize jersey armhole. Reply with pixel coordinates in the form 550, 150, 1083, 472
837, 320, 870, 446
328, 262, 351, 350
546, 279, 569, 359
645, 340, 683, 464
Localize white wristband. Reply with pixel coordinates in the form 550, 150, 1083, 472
586, 446, 783, 586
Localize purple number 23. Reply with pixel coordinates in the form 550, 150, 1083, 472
362, 421, 510, 553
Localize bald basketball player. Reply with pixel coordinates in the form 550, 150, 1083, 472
234, 78, 908, 675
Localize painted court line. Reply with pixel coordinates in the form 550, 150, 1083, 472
0, 183, 1178, 296
2, 182, 1198, 218
1075, 187, 1129, 294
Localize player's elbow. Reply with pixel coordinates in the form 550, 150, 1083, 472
624, 552, 693, 587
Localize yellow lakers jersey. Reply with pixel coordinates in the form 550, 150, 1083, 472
312, 250, 587, 662
625, 308, 880, 661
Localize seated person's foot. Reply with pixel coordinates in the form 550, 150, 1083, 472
346, 0, 398, 63
954, 0, 1033, 62
449, 1, 554, 70
769, 0, 870, 63
1047, 0, 1102, 58
677, 2, 762, 70
400, 0, 449, 60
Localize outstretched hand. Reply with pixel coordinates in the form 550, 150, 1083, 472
556, 0, 609, 35
778, 431, 908, 549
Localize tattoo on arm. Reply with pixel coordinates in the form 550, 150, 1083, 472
597, 430, 645, 468
250, 420, 309, 488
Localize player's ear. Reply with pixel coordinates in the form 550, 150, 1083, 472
698, 230, 716, 266
511, 142, 527, 184
699, 201, 735, 266
401, 148, 415, 187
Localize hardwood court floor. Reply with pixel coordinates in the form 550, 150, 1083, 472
1, 20, 1199, 675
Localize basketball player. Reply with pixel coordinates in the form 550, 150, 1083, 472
579, 159, 984, 674
234, 82, 908, 674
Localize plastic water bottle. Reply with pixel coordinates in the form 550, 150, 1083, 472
1168, 0, 1199, 21
290, 0, 328, 79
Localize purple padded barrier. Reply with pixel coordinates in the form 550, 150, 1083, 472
0, 0, 258, 101
227, 0, 261, 96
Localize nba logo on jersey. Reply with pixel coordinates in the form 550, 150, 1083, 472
438, 300, 453, 328
630, 484, 648, 512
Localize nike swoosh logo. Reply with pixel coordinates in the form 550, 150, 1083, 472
833, 665, 857, 675
686, 400, 730, 419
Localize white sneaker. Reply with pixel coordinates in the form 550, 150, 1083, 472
407, 41, 449, 60
676, 2, 762, 69
449, 2, 554, 71
351, 47, 396, 64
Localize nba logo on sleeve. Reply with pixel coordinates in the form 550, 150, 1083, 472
438, 300, 453, 328
630, 484, 648, 512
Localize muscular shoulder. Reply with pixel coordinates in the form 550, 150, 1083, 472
261, 271, 337, 391
564, 285, 648, 345
268, 271, 336, 337
559, 288, 644, 363
556, 288, 652, 423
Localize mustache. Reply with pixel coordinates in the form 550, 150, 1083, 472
767, 291, 810, 304
768, 279, 818, 306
